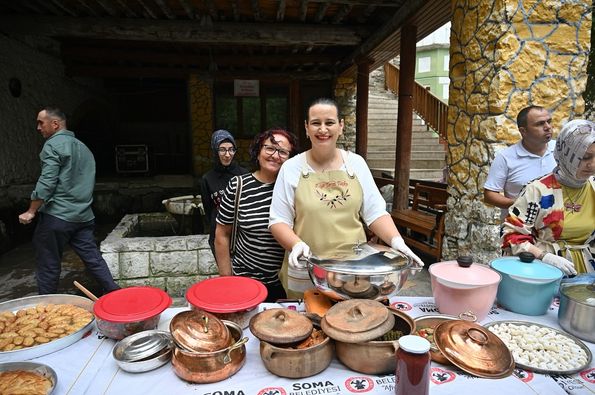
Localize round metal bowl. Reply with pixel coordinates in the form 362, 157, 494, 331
305, 242, 418, 301
0, 361, 57, 394
112, 330, 173, 373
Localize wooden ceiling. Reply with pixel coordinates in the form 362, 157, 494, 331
0, 0, 451, 80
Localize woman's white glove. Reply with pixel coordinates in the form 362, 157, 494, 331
391, 236, 424, 268
541, 253, 577, 276
289, 241, 311, 269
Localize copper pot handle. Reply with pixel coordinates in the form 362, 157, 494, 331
458, 311, 477, 322
466, 327, 489, 345
222, 337, 248, 364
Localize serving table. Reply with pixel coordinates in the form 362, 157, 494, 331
31, 296, 595, 395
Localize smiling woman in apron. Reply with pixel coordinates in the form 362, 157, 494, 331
269, 98, 424, 298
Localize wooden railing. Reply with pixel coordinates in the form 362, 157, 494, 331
383, 63, 448, 142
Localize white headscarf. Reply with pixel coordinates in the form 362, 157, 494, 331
553, 119, 595, 188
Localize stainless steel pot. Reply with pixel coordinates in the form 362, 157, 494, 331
558, 274, 595, 343
305, 242, 419, 301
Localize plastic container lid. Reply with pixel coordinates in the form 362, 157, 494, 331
399, 335, 431, 354
490, 253, 563, 282
429, 256, 501, 289
94, 286, 172, 322
186, 277, 268, 313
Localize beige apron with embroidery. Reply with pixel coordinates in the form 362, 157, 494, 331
281, 152, 366, 298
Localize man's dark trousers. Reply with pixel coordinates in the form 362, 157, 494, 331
33, 213, 119, 294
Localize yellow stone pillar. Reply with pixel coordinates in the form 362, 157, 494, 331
188, 75, 214, 176
445, 0, 591, 262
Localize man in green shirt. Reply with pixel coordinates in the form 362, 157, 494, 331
19, 107, 119, 295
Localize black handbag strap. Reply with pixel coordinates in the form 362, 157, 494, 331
230, 175, 243, 255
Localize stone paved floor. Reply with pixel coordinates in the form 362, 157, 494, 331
0, 222, 434, 304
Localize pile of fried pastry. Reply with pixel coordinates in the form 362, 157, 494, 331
0, 369, 53, 395
0, 303, 93, 352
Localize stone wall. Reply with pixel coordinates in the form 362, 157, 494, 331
188, 75, 214, 176
101, 213, 217, 298
445, 0, 591, 263
334, 76, 357, 151
0, 34, 109, 252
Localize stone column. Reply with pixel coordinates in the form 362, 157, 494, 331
335, 76, 357, 151
188, 75, 214, 176
445, 0, 591, 263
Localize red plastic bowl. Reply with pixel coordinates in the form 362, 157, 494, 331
94, 286, 172, 339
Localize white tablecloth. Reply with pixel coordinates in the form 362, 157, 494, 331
32, 297, 595, 395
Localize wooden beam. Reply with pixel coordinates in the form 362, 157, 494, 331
393, 25, 417, 211
61, 46, 340, 66
299, 0, 308, 22
276, 0, 286, 22
50, 0, 77, 17
65, 64, 333, 80
231, 0, 240, 21
113, 0, 138, 17
314, 3, 329, 22
94, 0, 118, 16
251, 0, 262, 22
308, 0, 404, 4
337, 0, 424, 72
355, 58, 370, 158
76, 0, 99, 17
153, 0, 176, 19
136, 0, 158, 19
0, 16, 363, 46
332, 4, 353, 24
177, 0, 196, 19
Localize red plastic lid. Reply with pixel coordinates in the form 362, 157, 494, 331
93, 286, 172, 322
186, 277, 268, 313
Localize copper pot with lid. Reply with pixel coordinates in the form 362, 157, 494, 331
322, 299, 414, 374
433, 319, 514, 378
170, 309, 232, 352
170, 319, 248, 383
250, 308, 334, 378
169, 310, 248, 383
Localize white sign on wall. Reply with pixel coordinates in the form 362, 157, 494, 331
234, 80, 260, 97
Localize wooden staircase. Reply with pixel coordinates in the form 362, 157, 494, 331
367, 88, 446, 181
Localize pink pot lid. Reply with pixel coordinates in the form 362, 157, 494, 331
93, 286, 172, 322
430, 257, 501, 288
186, 276, 268, 313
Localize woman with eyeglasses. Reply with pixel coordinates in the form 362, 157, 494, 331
269, 98, 424, 298
215, 128, 299, 302
200, 130, 247, 257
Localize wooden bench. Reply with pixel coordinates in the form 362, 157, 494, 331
391, 182, 448, 262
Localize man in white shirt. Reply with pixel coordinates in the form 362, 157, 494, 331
484, 105, 557, 221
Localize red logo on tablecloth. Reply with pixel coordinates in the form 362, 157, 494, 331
344, 376, 374, 392
581, 368, 595, 383
431, 367, 456, 384
513, 368, 534, 382
258, 387, 287, 395
390, 301, 412, 311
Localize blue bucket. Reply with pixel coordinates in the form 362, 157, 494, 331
490, 253, 563, 316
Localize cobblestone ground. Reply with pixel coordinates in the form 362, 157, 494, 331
0, 223, 434, 303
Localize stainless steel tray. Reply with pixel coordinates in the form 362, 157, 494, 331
0, 294, 95, 362
0, 361, 57, 394
484, 320, 592, 375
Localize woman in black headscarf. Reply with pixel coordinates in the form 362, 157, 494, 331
200, 130, 247, 257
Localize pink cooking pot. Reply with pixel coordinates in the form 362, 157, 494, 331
429, 256, 501, 321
